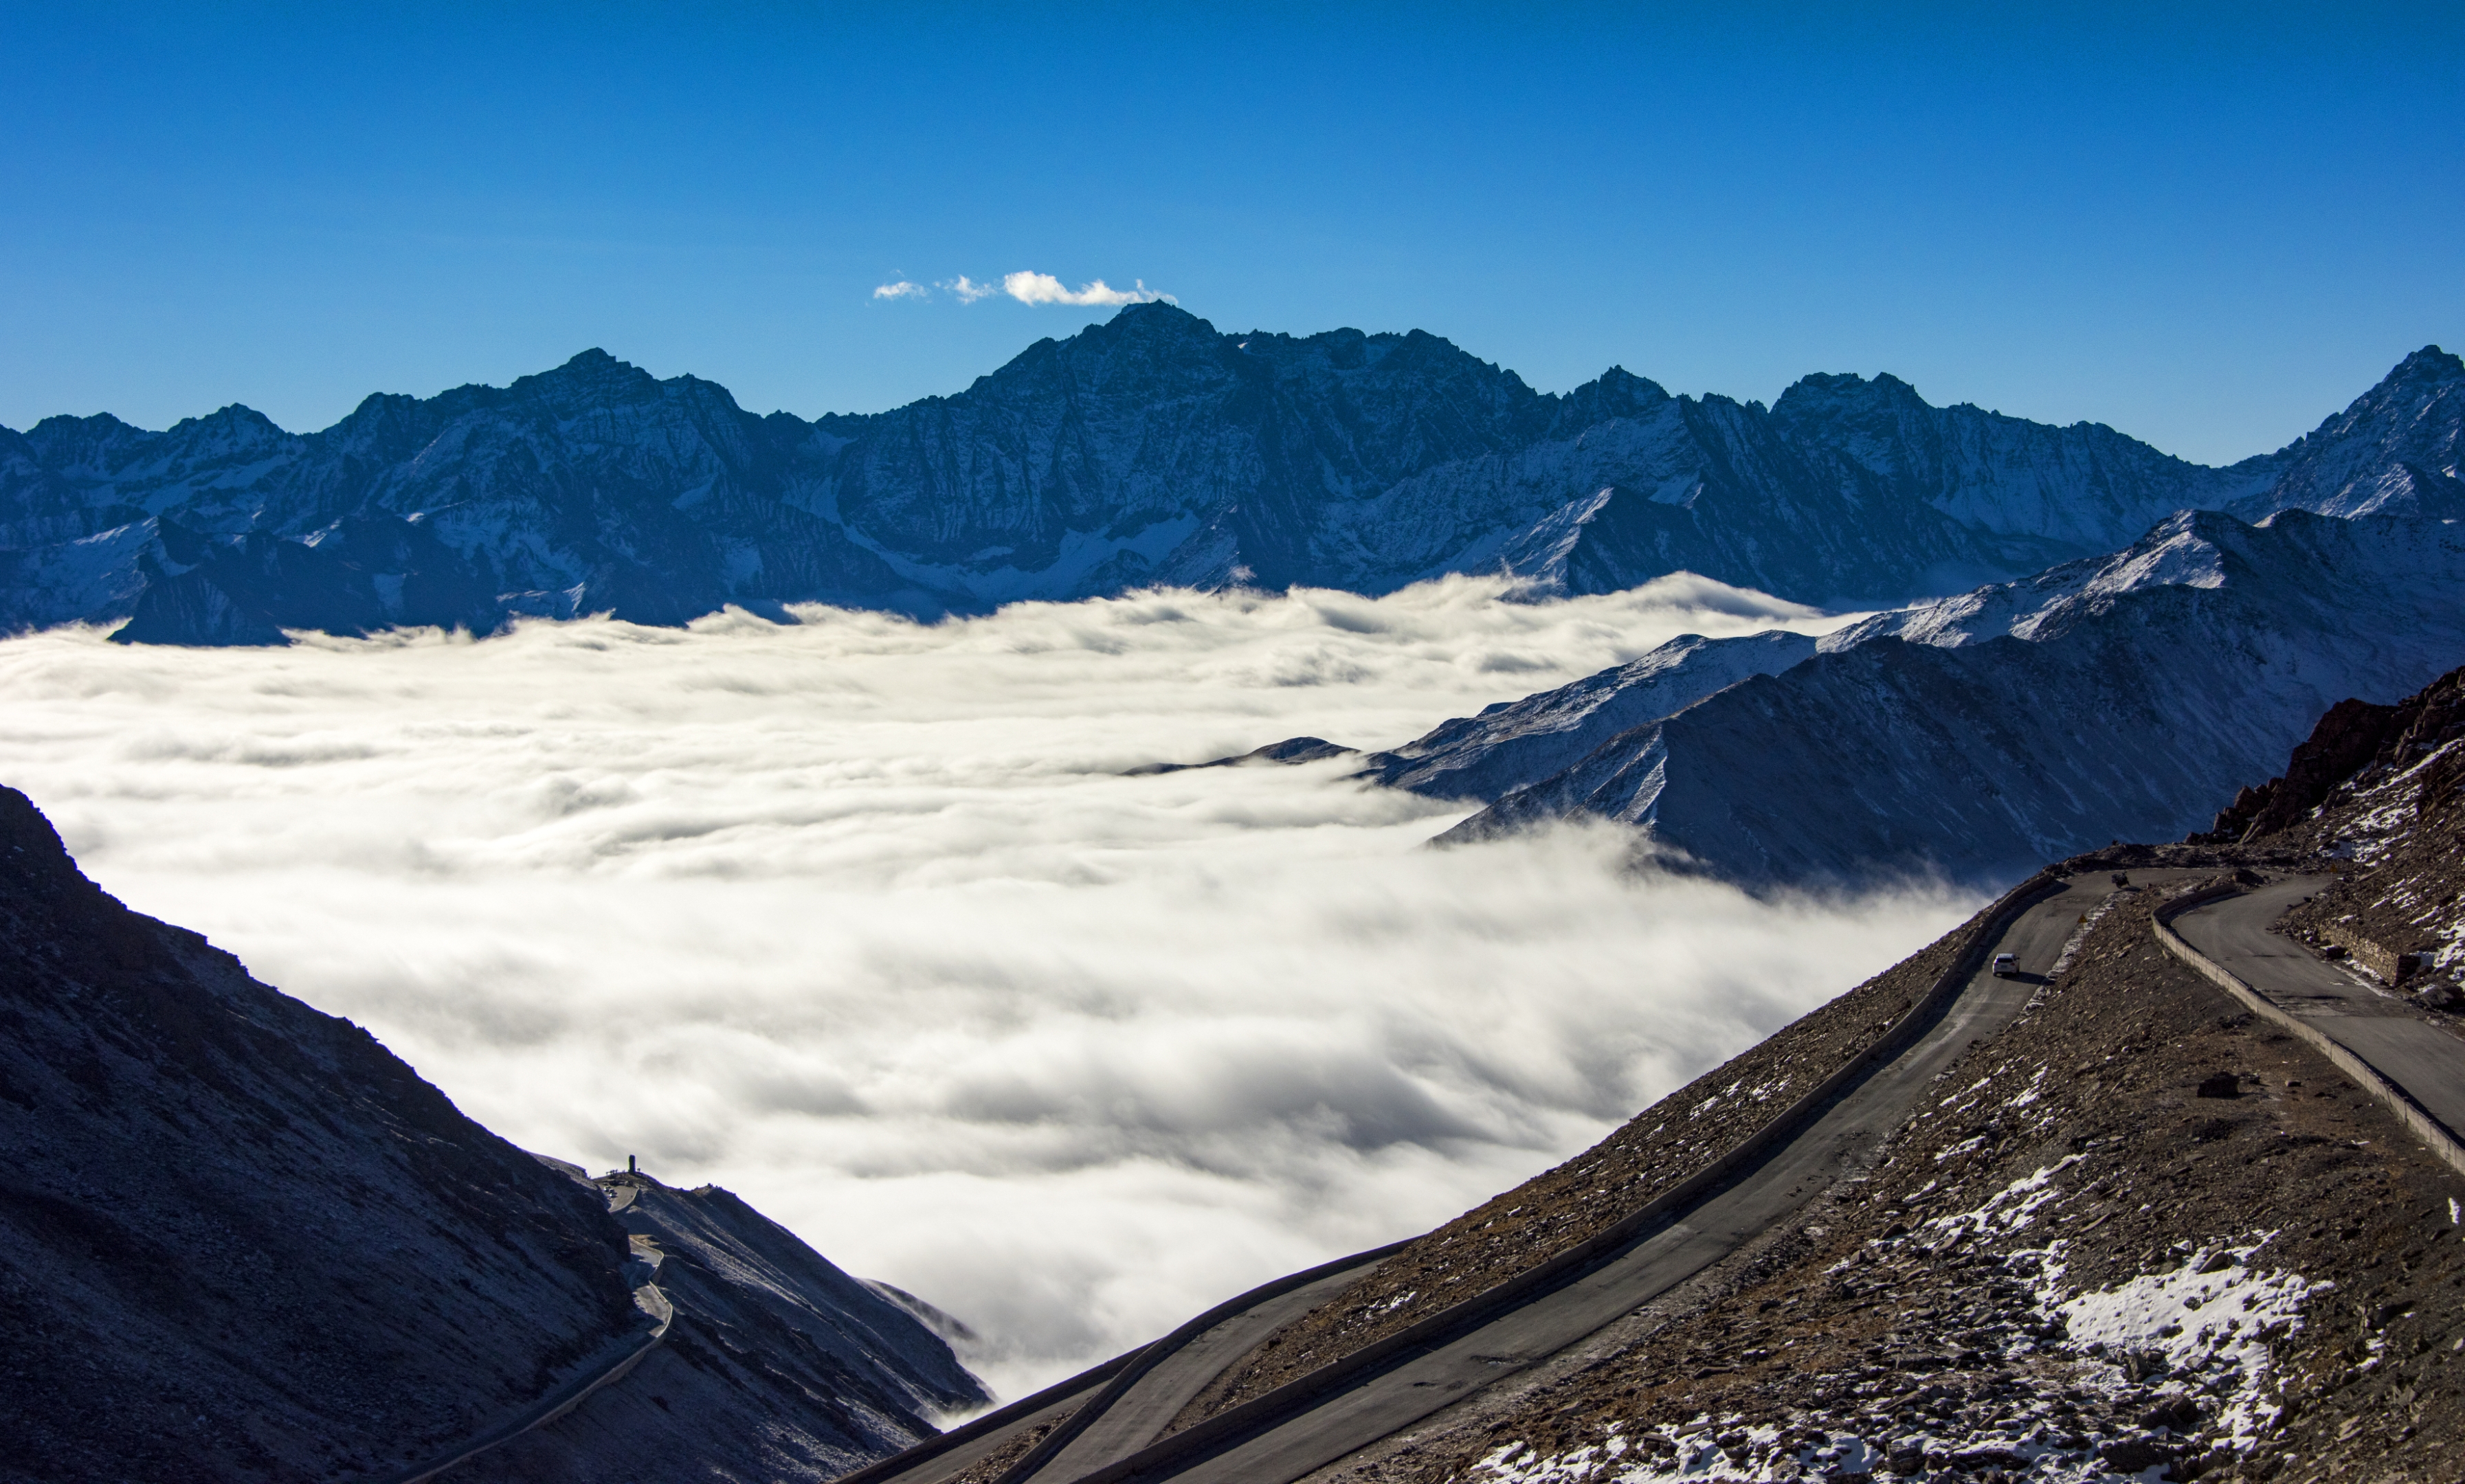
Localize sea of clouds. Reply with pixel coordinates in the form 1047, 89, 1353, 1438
0, 574, 1977, 1403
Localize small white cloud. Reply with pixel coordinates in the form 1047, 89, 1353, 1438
941, 276, 1000, 304
1001, 271, 1175, 307
873, 280, 930, 302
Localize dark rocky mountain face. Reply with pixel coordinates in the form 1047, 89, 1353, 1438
0, 786, 983, 1481
0, 787, 634, 1479
1431, 509, 2465, 889
3, 309, 2451, 644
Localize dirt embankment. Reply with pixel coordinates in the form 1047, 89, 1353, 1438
1178, 917, 1982, 1426
1311, 883, 2465, 1484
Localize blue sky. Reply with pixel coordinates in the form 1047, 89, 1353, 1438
2, 2, 2457, 465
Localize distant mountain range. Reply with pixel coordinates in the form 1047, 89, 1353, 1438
1, 308, 2456, 644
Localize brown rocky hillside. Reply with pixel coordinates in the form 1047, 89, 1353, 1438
1315, 879, 2465, 1484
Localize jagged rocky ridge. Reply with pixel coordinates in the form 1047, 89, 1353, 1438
2198, 665, 2465, 852
1, 308, 2456, 644
1404, 509, 2465, 888
0, 786, 985, 1483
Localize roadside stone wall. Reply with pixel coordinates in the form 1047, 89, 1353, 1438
2313, 923, 2424, 985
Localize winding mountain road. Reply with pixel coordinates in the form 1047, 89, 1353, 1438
2170, 876, 2465, 1143
1082, 873, 2139, 1484
830, 1257, 1393, 1484
1022, 1260, 1386, 1482
851, 871, 2167, 1484
379, 1278, 673, 1484
837, 1371, 1122, 1484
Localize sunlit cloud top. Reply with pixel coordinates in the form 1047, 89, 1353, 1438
0, 574, 1959, 1402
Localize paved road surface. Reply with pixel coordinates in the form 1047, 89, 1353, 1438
1089, 873, 2160, 1484
854, 1376, 1117, 1484
1025, 1263, 1376, 1481
858, 1259, 1385, 1484
2173, 875, 2465, 1143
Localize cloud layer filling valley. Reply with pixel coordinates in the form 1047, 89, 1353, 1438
0, 575, 1974, 1402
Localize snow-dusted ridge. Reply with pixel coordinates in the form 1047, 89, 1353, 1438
1429, 508, 2465, 889
1819, 510, 2234, 652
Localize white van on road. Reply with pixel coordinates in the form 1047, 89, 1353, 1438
1992, 953, 2018, 978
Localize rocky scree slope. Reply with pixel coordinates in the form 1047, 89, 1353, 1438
4, 313, 2457, 644
0, 786, 983, 1482
1427, 509, 2465, 890
1325, 881, 2465, 1484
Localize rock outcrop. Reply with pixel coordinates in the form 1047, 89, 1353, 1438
2200, 664, 2465, 843
2235, 662, 2465, 1001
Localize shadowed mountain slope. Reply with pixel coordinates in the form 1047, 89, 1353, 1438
1435, 510, 2465, 888
0, 787, 983, 1481
482, 1174, 992, 1483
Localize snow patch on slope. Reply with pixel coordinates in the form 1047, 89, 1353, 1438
1462, 1167, 2331, 1484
